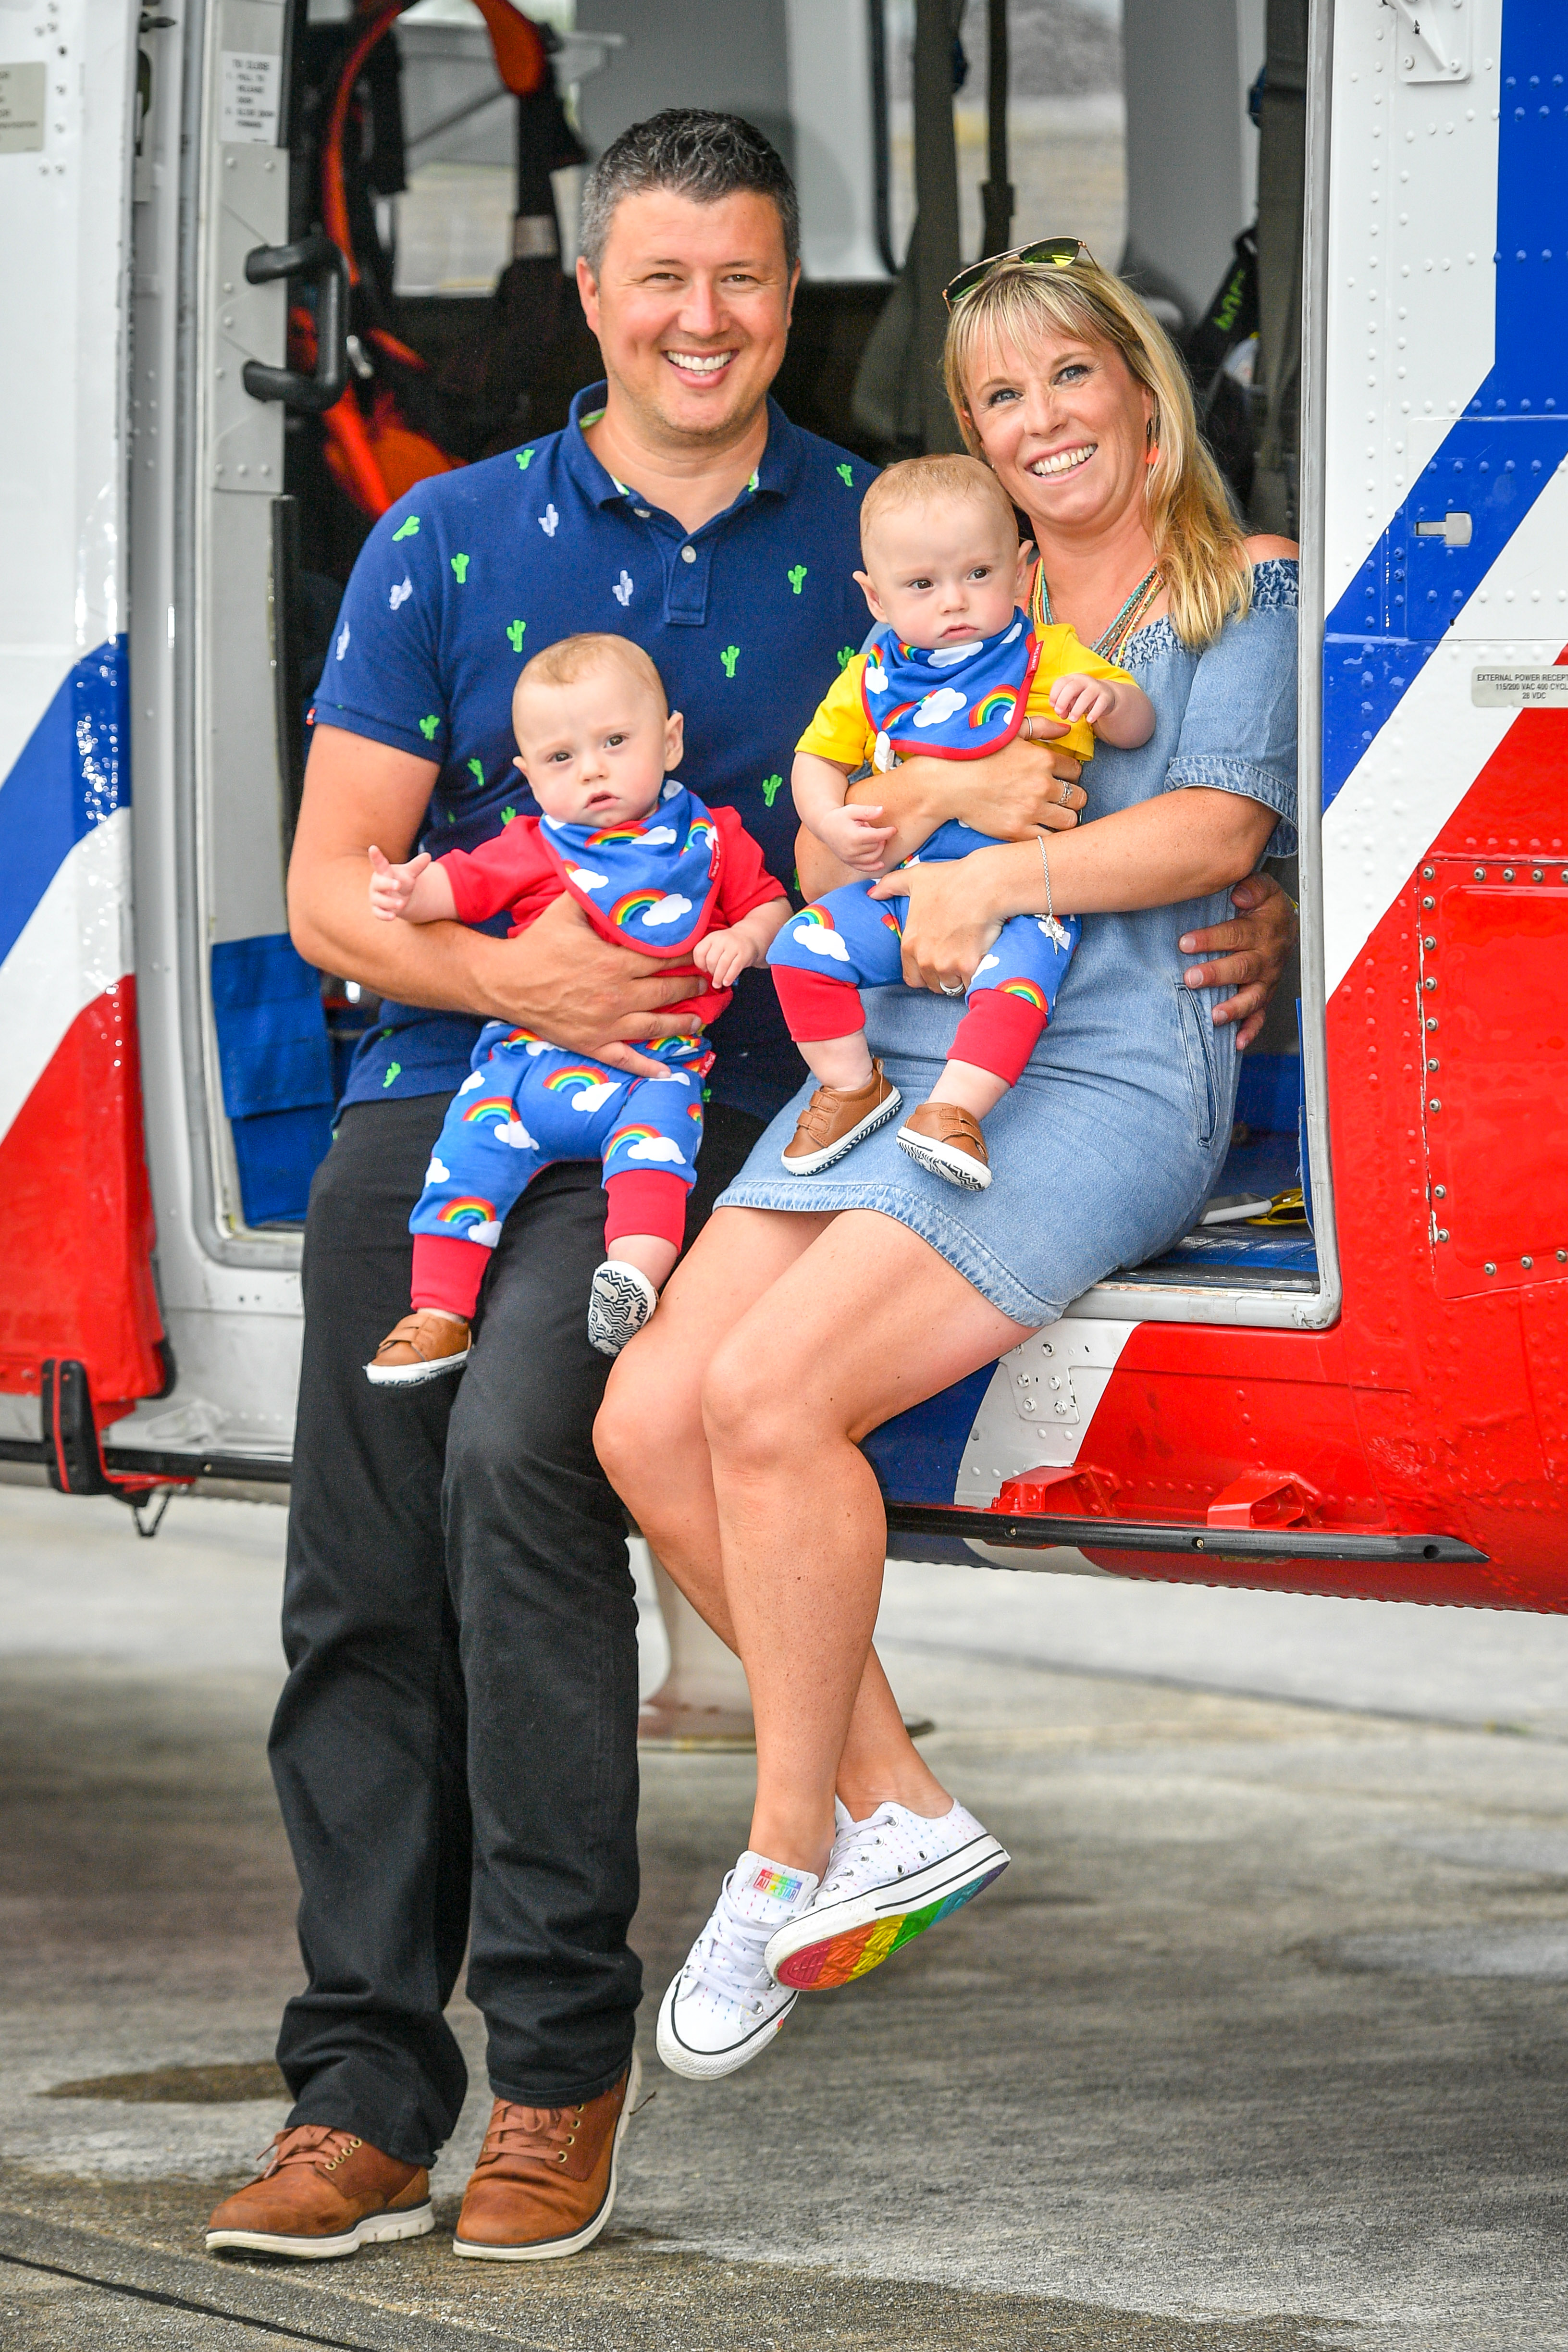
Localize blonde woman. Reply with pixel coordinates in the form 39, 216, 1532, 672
597, 247, 1298, 2078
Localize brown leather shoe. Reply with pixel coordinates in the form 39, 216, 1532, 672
205, 2126, 433, 2259
453, 2054, 640, 2262
365, 1310, 471, 1387
897, 1100, 993, 1190
781, 1062, 901, 1174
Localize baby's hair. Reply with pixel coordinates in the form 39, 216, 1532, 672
514, 632, 667, 710
859, 453, 1019, 560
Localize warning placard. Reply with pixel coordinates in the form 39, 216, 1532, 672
220, 51, 280, 145
0, 61, 46, 153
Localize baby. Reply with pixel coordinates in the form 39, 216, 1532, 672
363, 634, 789, 1381
767, 454, 1155, 1189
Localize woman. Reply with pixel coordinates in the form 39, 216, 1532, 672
596, 250, 1297, 2078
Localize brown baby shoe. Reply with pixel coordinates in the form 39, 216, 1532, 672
781, 1062, 901, 1175
453, 2056, 640, 2262
896, 1101, 992, 1190
365, 1311, 471, 1387
205, 2126, 432, 2259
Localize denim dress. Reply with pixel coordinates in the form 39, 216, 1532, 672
717, 559, 1299, 1328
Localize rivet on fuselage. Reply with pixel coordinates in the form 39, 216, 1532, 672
1485, 1262, 1497, 1275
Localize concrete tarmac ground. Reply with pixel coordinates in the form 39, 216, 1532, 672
1, 1484, 1566, 2351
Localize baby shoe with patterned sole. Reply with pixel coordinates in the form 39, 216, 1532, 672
764, 1800, 1009, 1991
896, 1101, 992, 1191
365, 1311, 471, 1387
781, 1063, 901, 1176
588, 1260, 659, 1358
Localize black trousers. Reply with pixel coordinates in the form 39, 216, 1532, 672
270, 1090, 761, 2166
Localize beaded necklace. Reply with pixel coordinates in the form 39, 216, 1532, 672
1031, 560, 1162, 664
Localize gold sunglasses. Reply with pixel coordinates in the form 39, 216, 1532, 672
942, 236, 1097, 314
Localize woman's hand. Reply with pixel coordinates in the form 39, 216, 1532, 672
1180, 871, 1298, 1051
844, 724, 1086, 868
870, 853, 1005, 996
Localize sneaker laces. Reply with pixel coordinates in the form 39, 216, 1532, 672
680, 1879, 777, 2018
819, 1805, 937, 1900
254, 2125, 364, 2179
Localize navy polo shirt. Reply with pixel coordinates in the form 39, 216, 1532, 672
313, 384, 874, 1121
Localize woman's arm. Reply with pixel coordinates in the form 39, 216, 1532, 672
874, 787, 1277, 993
839, 725, 1088, 868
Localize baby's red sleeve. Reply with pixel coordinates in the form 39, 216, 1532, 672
713, 805, 789, 925
439, 817, 551, 925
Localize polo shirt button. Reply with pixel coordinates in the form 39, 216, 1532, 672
634, 508, 651, 518
680, 545, 696, 563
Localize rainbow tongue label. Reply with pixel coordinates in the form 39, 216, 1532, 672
751, 1866, 806, 1904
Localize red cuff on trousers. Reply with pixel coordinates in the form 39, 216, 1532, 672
411, 1232, 490, 1320
604, 1170, 689, 1252
949, 988, 1047, 1086
771, 963, 865, 1041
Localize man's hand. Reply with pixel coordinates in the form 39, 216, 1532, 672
477, 893, 704, 1079
1180, 870, 1298, 1051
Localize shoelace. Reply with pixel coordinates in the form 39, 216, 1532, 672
820, 1809, 936, 1900
682, 1885, 777, 2018
472, 2097, 587, 2170
255, 2126, 364, 2179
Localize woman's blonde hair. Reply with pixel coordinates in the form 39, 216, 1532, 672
942, 257, 1250, 651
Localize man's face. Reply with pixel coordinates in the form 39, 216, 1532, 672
578, 188, 798, 449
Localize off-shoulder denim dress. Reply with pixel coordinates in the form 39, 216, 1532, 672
717, 559, 1299, 1328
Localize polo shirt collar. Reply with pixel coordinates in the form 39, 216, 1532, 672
561, 382, 805, 515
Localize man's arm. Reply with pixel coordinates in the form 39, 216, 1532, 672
1180, 872, 1297, 1051
287, 726, 703, 1055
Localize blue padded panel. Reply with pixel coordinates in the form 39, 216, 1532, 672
1147, 1224, 1318, 1274
1235, 1050, 1301, 1133
862, 1361, 997, 1507
211, 934, 334, 1226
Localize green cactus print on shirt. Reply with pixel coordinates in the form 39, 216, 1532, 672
501, 805, 517, 825
516, 447, 535, 469
418, 714, 439, 741
468, 758, 484, 784
506, 619, 526, 652
835, 645, 855, 670
787, 565, 807, 594
382, 1062, 402, 1088
761, 773, 783, 807
451, 554, 470, 583
392, 516, 420, 541
836, 463, 854, 487
720, 645, 740, 678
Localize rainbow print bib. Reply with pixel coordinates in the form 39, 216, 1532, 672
860, 609, 1042, 767
536, 781, 723, 959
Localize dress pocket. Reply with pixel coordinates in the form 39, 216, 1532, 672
1172, 978, 1219, 1149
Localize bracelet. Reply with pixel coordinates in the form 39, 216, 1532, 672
1038, 831, 1054, 924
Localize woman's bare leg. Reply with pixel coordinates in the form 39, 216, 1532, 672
596, 1206, 999, 1841
701, 1211, 1031, 1878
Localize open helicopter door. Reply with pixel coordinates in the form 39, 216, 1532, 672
0, 0, 167, 1464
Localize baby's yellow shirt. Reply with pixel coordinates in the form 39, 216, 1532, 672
796, 622, 1133, 769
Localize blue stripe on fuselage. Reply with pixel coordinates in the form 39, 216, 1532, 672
0, 640, 129, 969
1323, 2, 1568, 811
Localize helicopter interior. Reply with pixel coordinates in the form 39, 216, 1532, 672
184, 0, 1313, 1308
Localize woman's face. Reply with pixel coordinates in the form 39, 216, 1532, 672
961, 323, 1156, 540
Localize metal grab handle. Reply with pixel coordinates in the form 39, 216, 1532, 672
241, 231, 349, 412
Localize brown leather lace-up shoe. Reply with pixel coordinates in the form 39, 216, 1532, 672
453, 2054, 640, 2262
205, 2126, 433, 2260
365, 1310, 471, 1388
781, 1062, 901, 1175
897, 1100, 993, 1190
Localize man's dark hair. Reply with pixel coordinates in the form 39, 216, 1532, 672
579, 109, 800, 277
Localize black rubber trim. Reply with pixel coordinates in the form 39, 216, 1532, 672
883, 1501, 1487, 1566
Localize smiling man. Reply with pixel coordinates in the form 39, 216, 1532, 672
204, 111, 1290, 2272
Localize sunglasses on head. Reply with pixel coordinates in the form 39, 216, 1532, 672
942, 236, 1097, 314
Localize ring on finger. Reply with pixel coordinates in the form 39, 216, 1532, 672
939, 978, 964, 996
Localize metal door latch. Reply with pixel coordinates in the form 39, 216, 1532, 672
1414, 511, 1472, 547
1384, 0, 1470, 84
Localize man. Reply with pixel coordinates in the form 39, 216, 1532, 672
207, 110, 1294, 2266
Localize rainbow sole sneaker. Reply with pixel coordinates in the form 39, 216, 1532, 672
763, 1803, 1009, 1992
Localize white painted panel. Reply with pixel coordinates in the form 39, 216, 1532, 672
785, 0, 883, 281
1323, 0, 1502, 614
956, 1317, 1139, 1508
0, 808, 132, 1140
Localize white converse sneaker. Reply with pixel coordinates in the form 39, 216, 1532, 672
764, 1800, 1008, 1992
588, 1260, 659, 1358
656, 1852, 818, 2081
